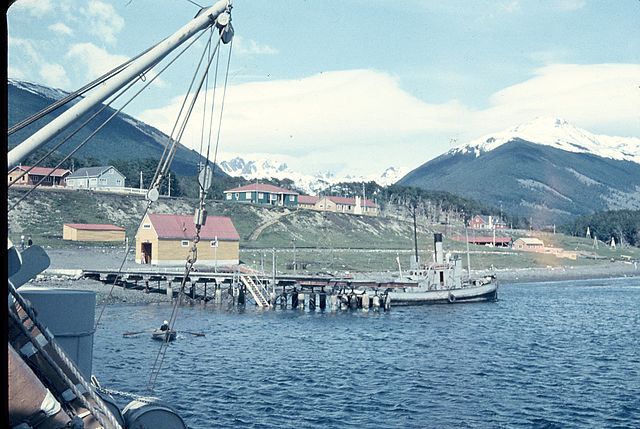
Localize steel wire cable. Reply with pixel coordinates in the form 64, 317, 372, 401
150, 30, 220, 189
7, 39, 166, 136
148, 23, 234, 394
8, 29, 208, 213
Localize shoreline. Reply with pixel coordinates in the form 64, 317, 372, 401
27, 259, 640, 307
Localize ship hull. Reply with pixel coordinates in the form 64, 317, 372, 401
387, 281, 498, 306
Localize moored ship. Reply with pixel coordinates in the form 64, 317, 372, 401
387, 233, 498, 305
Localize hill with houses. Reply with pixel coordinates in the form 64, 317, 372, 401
7, 79, 211, 177
8, 187, 640, 274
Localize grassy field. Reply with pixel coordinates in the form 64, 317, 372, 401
8, 187, 640, 273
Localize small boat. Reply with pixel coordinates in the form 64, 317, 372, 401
152, 329, 177, 342
387, 233, 498, 305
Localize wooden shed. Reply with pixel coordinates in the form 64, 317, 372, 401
63, 224, 126, 242
135, 213, 240, 267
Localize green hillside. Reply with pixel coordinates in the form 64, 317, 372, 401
8, 188, 639, 274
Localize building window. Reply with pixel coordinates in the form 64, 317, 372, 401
258, 193, 264, 199
246, 192, 252, 198
289, 195, 296, 201
143, 224, 151, 229
234, 193, 239, 199
116, 179, 121, 185
210, 240, 219, 247
226, 193, 232, 200
181, 240, 189, 247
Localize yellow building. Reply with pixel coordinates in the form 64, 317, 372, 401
63, 224, 126, 242
512, 237, 545, 251
135, 213, 240, 267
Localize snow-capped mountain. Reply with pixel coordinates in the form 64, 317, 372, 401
8, 78, 68, 102
399, 117, 640, 225
453, 117, 640, 164
219, 156, 407, 194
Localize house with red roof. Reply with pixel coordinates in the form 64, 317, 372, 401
135, 213, 240, 267
315, 195, 379, 217
469, 215, 507, 230
8, 165, 70, 187
63, 223, 126, 242
297, 195, 320, 209
223, 183, 299, 207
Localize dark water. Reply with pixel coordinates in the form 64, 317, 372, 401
93, 277, 640, 428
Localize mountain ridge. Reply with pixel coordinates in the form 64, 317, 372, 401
7, 78, 216, 177
454, 116, 640, 164
218, 156, 409, 194
399, 135, 640, 226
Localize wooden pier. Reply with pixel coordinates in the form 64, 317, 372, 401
81, 268, 420, 310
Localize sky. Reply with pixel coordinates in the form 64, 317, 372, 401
7, 0, 640, 178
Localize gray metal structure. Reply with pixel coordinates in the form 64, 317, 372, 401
7, 0, 233, 170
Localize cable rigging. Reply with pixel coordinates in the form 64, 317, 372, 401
7, 3, 235, 427
7, 28, 209, 213
148, 20, 234, 392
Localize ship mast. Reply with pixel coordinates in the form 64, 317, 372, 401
7, 0, 233, 170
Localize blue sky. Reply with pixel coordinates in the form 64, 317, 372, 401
8, 0, 640, 177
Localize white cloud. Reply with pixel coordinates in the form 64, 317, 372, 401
137, 64, 640, 176
233, 36, 278, 56
8, 36, 70, 89
554, 0, 586, 11
139, 69, 469, 174
501, 1, 521, 14
65, 42, 166, 88
80, 0, 124, 45
49, 22, 73, 36
66, 43, 129, 80
474, 64, 640, 137
10, 0, 52, 17
8, 65, 27, 80
39, 63, 71, 88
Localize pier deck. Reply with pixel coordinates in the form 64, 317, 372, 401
80, 268, 420, 308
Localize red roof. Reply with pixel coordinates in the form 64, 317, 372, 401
224, 183, 298, 195
298, 195, 320, 204
64, 223, 125, 231
12, 165, 70, 177
326, 196, 378, 208
147, 213, 239, 241
452, 236, 512, 244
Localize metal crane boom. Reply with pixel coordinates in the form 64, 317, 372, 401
7, 0, 232, 170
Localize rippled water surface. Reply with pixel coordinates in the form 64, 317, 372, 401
92, 277, 640, 428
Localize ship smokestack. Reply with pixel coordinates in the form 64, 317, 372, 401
434, 233, 444, 264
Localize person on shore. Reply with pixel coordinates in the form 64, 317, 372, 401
27, 236, 33, 247
20, 235, 25, 250
160, 320, 169, 331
